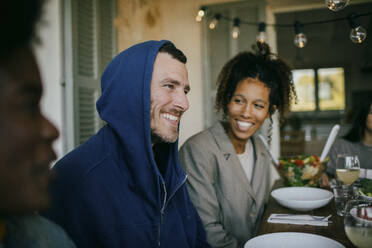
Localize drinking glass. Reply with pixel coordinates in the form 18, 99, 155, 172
344, 200, 372, 248
334, 154, 360, 216
336, 154, 360, 186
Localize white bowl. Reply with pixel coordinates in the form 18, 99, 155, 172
244, 232, 345, 248
360, 194, 372, 202
271, 187, 333, 211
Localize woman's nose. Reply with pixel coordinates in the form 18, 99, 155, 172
241, 104, 252, 118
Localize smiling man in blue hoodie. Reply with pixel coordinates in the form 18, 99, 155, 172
44, 40, 210, 248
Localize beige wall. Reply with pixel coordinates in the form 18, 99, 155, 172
116, 0, 243, 145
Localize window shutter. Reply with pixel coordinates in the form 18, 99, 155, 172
67, 0, 116, 147
98, 0, 116, 75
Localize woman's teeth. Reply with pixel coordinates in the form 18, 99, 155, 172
237, 121, 252, 131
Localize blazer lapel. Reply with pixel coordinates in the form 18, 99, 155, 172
209, 122, 257, 202
250, 136, 266, 194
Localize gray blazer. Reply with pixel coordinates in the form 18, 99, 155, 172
179, 122, 271, 248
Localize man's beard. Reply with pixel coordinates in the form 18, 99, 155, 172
151, 127, 178, 144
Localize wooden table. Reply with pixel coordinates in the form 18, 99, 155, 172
257, 180, 355, 247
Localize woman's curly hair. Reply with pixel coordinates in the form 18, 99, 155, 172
215, 42, 297, 124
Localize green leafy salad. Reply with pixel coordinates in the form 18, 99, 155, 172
278, 155, 327, 187
359, 178, 372, 197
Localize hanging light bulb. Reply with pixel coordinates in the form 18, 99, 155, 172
232, 18, 240, 39
195, 6, 206, 22
348, 14, 367, 44
325, 0, 350, 12
293, 21, 307, 48
209, 14, 221, 30
256, 22, 266, 43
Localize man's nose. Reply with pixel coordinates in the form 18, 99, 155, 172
174, 91, 189, 112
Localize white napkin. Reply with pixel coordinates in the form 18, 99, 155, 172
268, 213, 329, 226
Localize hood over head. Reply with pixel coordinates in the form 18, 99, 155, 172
96, 40, 185, 202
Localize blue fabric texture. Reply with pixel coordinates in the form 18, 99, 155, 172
44, 40, 210, 248
1, 214, 75, 248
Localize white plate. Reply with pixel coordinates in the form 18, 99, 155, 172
271, 187, 333, 211
244, 232, 345, 248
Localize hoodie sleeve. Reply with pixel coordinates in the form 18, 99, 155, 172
179, 140, 243, 248
193, 207, 213, 248
44, 173, 106, 248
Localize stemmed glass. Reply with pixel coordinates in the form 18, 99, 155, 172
336, 154, 360, 187
334, 154, 360, 216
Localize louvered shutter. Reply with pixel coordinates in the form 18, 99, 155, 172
98, 0, 116, 75
64, 0, 116, 149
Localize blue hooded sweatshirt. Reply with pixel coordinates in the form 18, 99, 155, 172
44, 40, 210, 248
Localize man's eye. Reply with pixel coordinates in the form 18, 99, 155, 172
164, 84, 174, 89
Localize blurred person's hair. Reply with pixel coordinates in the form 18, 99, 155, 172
343, 96, 372, 142
0, 0, 44, 60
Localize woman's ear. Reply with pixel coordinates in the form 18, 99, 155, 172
267, 105, 277, 118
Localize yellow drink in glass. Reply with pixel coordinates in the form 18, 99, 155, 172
336, 168, 360, 185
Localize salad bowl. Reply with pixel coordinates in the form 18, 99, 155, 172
278, 155, 327, 187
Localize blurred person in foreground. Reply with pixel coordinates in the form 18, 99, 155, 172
44, 40, 210, 248
327, 96, 372, 177
0, 0, 75, 247
179, 42, 296, 248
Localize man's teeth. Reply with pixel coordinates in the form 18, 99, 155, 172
237, 121, 253, 128
163, 113, 178, 121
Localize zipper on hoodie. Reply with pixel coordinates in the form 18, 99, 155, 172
157, 174, 187, 247
164, 175, 187, 209
158, 179, 167, 247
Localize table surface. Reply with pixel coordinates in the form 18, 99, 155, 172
257, 180, 355, 248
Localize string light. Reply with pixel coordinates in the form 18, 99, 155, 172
209, 14, 221, 30
195, 6, 371, 47
232, 18, 240, 39
348, 14, 367, 44
325, 0, 350, 12
195, 6, 206, 22
256, 22, 266, 43
294, 21, 307, 48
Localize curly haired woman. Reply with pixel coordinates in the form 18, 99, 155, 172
179, 42, 296, 248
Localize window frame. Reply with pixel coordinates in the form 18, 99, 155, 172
290, 65, 349, 121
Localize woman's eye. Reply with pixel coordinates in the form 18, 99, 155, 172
255, 104, 264, 109
234, 98, 243, 104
